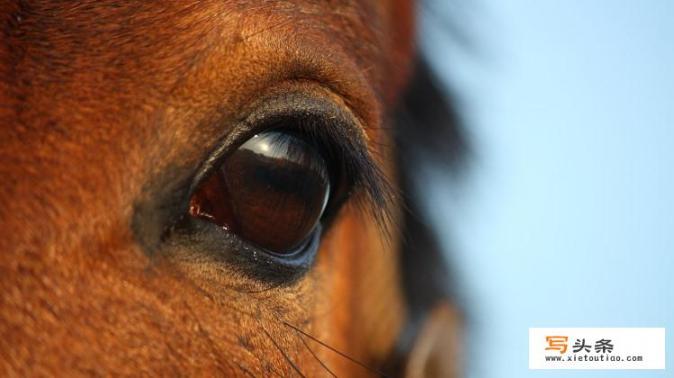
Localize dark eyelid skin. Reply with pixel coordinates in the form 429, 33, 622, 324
189, 91, 367, 204
132, 89, 391, 286
188, 91, 383, 229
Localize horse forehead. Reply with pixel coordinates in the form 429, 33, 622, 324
0, 1, 389, 72
0, 5, 390, 157
0, 1, 411, 142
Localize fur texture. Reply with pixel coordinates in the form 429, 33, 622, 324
0, 1, 461, 376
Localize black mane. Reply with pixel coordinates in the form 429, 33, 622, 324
387, 58, 468, 372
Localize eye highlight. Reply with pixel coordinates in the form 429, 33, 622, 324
189, 130, 331, 254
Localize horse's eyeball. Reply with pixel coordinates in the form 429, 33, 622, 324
189, 130, 330, 253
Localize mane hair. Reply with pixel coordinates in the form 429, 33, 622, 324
386, 57, 468, 372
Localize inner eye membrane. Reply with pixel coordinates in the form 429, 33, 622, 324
189, 130, 331, 254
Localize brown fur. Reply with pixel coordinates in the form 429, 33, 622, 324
0, 1, 454, 376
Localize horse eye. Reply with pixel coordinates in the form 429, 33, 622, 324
189, 130, 331, 254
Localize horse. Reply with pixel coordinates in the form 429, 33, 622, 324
0, 1, 465, 376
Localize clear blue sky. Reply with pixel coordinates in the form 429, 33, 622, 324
421, 1, 673, 377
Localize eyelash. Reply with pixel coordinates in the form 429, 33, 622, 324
188, 112, 395, 237
263, 116, 395, 234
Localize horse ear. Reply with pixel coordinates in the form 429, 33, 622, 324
404, 301, 463, 378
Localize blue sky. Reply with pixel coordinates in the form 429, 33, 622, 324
421, 1, 673, 377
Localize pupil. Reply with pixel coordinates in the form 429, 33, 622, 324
190, 130, 331, 253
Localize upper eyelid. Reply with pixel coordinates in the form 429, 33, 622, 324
186, 90, 394, 232
189, 91, 371, 196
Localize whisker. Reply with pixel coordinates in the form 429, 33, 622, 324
262, 328, 307, 378
295, 328, 337, 377
282, 321, 390, 377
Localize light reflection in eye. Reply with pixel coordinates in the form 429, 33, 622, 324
189, 130, 331, 253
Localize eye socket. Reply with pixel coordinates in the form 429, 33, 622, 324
188, 130, 331, 254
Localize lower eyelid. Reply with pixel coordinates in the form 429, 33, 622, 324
164, 215, 322, 285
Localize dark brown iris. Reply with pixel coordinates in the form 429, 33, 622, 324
189, 131, 331, 253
